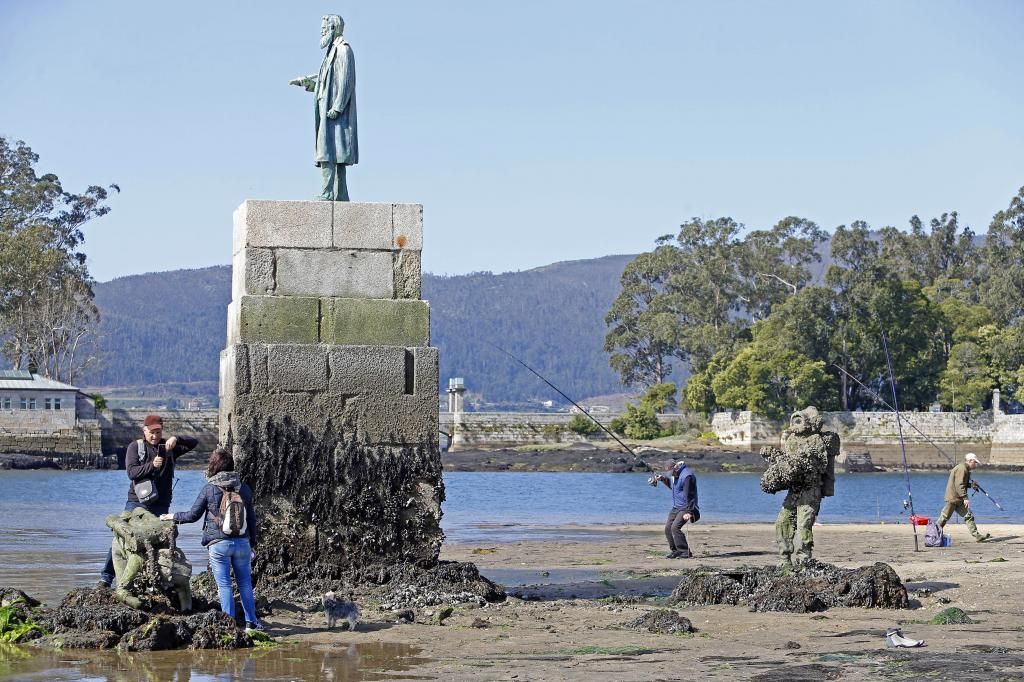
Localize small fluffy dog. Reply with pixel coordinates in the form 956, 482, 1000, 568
322, 591, 360, 631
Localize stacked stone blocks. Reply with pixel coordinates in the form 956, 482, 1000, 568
222, 200, 437, 447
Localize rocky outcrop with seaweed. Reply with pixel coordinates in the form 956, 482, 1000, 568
670, 560, 909, 612
4, 585, 254, 651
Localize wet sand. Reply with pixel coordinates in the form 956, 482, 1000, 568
271, 522, 1024, 680
5, 522, 1024, 680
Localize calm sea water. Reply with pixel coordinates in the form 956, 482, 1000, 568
0, 469, 1021, 604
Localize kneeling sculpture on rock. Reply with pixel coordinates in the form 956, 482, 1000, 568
759, 406, 839, 570
106, 508, 192, 612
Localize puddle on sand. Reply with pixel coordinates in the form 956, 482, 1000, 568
0, 641, 432, 681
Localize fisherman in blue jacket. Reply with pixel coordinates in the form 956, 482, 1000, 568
654, 460, 700, 559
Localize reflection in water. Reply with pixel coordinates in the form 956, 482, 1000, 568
0, 641, 431, 681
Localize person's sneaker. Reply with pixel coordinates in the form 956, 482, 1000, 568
975, 533, 992, 542
665, 551, 680, 558
245, 621, 267, 633
95, 580, 111, 590
885, 627, 925, 648
674, 551, 693, 559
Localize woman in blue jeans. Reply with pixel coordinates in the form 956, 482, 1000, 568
161, 448, 264, 631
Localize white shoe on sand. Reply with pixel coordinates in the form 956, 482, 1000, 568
885, 627, 925, 648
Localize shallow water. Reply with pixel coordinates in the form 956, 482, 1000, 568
1, 469, 1022, 680
1, 469, 1023, 604
0, 641, 431, 681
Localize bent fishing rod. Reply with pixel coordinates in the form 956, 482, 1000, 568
486, 342, 645, 464
833, 363, 1007, 512
879, 325, 920, 552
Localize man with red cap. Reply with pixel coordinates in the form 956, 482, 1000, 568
98, 414, 198, 588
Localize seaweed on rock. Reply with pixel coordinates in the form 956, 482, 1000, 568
670, 560, 909, 612
236, 416, 445, 587
30, 588, 253, 650
622, 609, 695, 635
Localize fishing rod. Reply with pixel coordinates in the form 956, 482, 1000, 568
832, 364, 954, 466
486, 342, 644, 463
833, 364, 1006, 511
879, 325, 920, 552
972, 482, 1005, 511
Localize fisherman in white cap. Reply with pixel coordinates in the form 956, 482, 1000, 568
937, 452, 991, 542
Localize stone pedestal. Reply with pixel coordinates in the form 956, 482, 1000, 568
220, 200, 442, 585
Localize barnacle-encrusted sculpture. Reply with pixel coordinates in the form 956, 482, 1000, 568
759, 407, 840, 567
107, 508, 192, 612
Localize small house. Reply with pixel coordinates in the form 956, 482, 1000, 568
0, 370, 81, 431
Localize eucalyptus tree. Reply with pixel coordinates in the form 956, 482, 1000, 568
0, 137, 116, 382
604, 242, 685, 387
980, 186, 1024, 324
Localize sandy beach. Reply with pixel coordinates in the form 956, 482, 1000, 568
262, 522, 1024, 680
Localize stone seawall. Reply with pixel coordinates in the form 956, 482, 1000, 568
98, 409, 220, 465
0, 419, 105, 467
440, 412, 614, 448
11, 407, 1024, 469
709, 409, 1024, 468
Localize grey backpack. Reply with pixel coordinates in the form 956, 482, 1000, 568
924, 521, 944, 548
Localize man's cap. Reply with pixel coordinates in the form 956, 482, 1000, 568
674, 460, 686, 469
965, 452, 979, 463
143, 414, 163, 428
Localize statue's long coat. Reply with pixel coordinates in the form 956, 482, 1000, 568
314, 37, 358, 166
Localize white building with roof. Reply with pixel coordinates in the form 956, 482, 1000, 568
0, 370, 82, 431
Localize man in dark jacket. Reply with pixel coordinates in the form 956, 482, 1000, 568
655, 460, 700, 559
98, 414, 198, 588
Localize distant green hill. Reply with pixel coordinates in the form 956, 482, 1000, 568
82, 255, 636, 407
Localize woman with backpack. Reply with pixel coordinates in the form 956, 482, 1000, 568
161, 448, 264, 632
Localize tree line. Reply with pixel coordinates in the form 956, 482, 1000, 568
0, 137, 116, 383
605, 187, 1024, 419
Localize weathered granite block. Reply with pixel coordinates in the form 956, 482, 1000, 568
392, 204, 423, 250
411, 346, 439, 397
226, 300, 240, 348
342, 393, 438, 443
228, 295, 320, 344
394, 250, 422, 299
249, 344, 269, 394
328, 346, 407, 396
226, 391, 352, 447
232, 247, 276, 298
275, 249, 394, 298
320, 298, 429, 346
332, 202, 393, 249
267, 344, 329, 392
219, 345, 250, 398
234, 200, 332, 253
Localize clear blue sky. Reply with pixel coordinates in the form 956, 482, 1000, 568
1, 1, 1021, 283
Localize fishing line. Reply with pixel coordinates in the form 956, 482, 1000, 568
832, 364, 1006, 511
485, 341, 644, 463
879, 324, 920, 551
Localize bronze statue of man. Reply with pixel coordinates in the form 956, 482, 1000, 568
290, 14, 359, 201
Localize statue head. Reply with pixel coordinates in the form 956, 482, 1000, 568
321, 14, 344, 48
786, 406, 822, 436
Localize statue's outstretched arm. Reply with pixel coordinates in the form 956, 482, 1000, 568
289, 75, 317, 92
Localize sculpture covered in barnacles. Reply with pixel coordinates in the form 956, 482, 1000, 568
759, 406, 839, 570
106, 507, 192, 612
